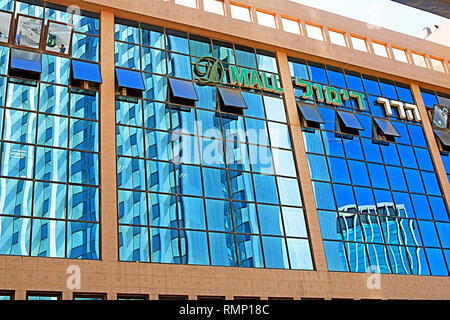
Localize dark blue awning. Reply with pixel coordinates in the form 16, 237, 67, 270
169, 78, 198, 101
218, 87, 247, 109
115, 68, 145, 90
297, 103, 324, 124
72, 60, 102, 83
337, 110, 364, 130
374, 118, 400, 137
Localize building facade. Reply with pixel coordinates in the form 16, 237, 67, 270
0, 0, 449, 300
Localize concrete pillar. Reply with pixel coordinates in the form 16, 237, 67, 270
275, 51, 328, 271
100, 10, 119, 262
15, 290, 26, 300
197, 0, 204, 11
250, 6, 257, 24
321, 26, 330, 43
62, 291, 72, 300
107, 292, 118, 300
366, 39, 375, 55
223, 0, 231, 17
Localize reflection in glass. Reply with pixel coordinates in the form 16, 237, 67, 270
45, 21, 72, 54
236, 234, 264, 268
15, 15, 42, 48
262, 236, 289, 269
209, 232, 237, 267
119, 225, 149, 262
433, 105, 448, 129
182, 230, 209, 265
67, 221, 99, 259
31, 219, 65, 257
0, 216, 30, 256
0, 11, 11, 43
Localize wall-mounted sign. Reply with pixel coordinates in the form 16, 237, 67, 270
295, 77, 421, 122
377, 97, 421, 122
194, 56, 284, 95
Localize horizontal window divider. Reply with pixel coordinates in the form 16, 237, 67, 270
0, 214, 101, 224
0, 175, 100, 188
117, 187, 304, 206
0, 141, 100, 153
119, 224, 309, 238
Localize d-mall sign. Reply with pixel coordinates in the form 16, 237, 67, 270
194, 56, 284, 94
194, 56, 421, 122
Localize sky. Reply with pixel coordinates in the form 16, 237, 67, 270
290, 0, 448, 39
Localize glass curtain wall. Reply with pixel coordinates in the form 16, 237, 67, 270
290, 58, 450, 276
0, 0, 100, 259
114, 19, 314, 270
420, 88, 450, 181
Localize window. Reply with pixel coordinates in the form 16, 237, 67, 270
45, 20, 73, 55
281, 17, 300, 35
174, 0, 197, 8
430, 57, 445, 73
159, 295, 188, 300
411, 52, 427, 68
432, 105, 449, 129
0, 11, 12, 43
71, 60, 102, 89
73, 293, 106, 300
328, 30, 346, 47
203, 0, 224, 15
373, 118, 400, 143
197, 296, 226, 300
372, 41, 389, 58
298, 102, 324, 129
305, 23, 323, 41
10, 48, 42, 73
0, 291, 14, 300
217, 86, 247, 115
434, 129, 450, 153
27, 292, 61, 300
168, 77, 199, 108
336, 110, 364, 136
9, 48, 42, 82
117, 294, 149, 300
15, 14, 43, 48
115, 68, 145, 99
392, 47, 408, 63
230, 3, 251, 22
256, 11, 276, 29
350, 36, 367, 52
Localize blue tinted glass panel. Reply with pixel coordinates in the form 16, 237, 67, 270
218, 87, 247, 109
298, 104, 324, 123
323, 240, 348, 271
183, 231, 209, 265
67, 222, 99, 259
116, 68, 145, 90
287, 238, 313, 270
337, 111, 364, 130
72, 60, 102, 83
209, 232, 237, 266
119, 225, 149, 262
262, 236, 289, 269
